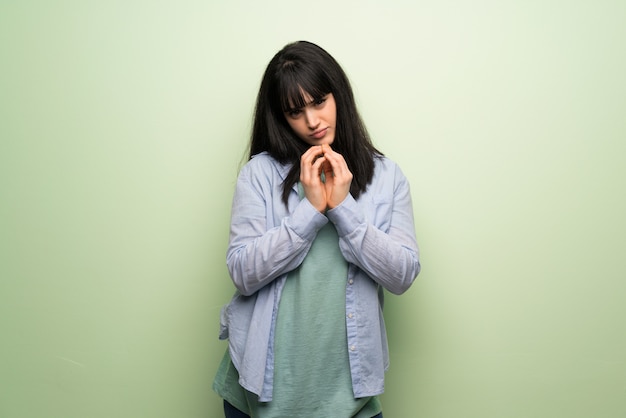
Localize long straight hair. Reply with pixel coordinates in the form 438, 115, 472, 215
249, 41, 382, 205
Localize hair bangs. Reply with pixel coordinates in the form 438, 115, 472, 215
277, 62, 331, 112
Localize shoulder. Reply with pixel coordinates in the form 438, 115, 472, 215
372, 155, 407, 183
243, 151, 276, 169
238, 152, 291, 186
240, 152, 287, 175
364, 155, 412, 201
373, 155, 399, 170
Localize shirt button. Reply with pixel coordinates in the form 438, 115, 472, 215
350, 345, 356, 351
348, 279, 354, 285
347, 313, 354, 319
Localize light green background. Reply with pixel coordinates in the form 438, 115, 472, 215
1, 1, 625, 417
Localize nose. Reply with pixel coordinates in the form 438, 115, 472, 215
304, 109, 320, 130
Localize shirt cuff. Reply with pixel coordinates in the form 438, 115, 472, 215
286, 197, 329, 240
326, 194, 364, 237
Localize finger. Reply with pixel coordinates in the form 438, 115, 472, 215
321, 159, 334, 178
321, 150, 349, 178
301, 157, 327, 185
301, 147, 323, 171
302, 145, 325, 163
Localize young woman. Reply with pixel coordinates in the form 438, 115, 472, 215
213, 41, 420, 418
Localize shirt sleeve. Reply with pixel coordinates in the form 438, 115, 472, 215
326, 161, 420, 295
226, 160, 329, 296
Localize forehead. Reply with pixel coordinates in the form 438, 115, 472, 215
278, 67, 330, 108
286, 88, 314, 107
282, 86, 328, 111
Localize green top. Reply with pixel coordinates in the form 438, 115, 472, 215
213, 187, 381, 417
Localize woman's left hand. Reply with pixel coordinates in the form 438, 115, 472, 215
320, 144, 353, 209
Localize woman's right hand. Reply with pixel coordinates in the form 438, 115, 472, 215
300, 145, 328, 212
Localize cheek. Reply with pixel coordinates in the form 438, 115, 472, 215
288, 120, 306, 136
285, 118, 297, 132
327, 105, 337, 124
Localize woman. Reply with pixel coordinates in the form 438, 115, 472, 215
213, 40, 420, 418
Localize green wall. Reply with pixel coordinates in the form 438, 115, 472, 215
1, 1, 625, 417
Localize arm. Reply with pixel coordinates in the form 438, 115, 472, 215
226, 161, 328, 296
326, 163, 420, 295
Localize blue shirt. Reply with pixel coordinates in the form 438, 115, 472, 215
218, 152, 420, 402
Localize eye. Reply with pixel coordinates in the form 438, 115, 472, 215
314, 97, 327, 107
286, 108, 302, 118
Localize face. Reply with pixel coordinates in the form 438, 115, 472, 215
284, 92, 337, 146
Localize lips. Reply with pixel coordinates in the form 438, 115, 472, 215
310, 127, 328, 139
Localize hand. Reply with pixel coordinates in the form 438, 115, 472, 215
300, 145, 353, 212
300, 145, 328, 212
320, 144, 353, 209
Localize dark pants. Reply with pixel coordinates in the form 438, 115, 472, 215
224, 400, 251, 418
224, 400, 383, 418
